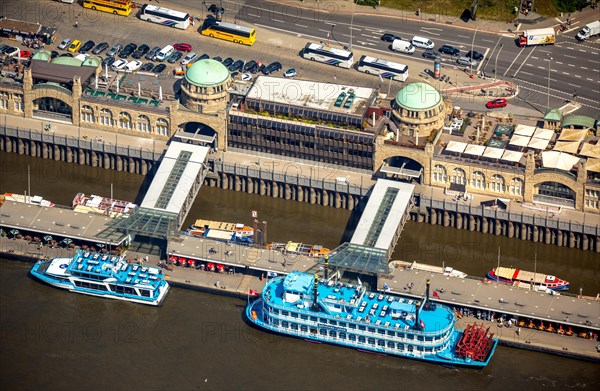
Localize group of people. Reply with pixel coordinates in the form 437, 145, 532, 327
23, 38, 45, 50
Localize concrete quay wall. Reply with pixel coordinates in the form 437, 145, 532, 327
2, 125, 598, 252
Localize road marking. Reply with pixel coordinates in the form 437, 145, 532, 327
482, 39, 495, 43
420, 30, 440, 36
563, 54, 577, 58
555, 61, 563, 64
520, 71, 533, 76
562, 71, 570, 75
295, 24, 308, 28
360, 33, 373, 38
578, 49, 586, 52
512, 47, 536, 77
247, 13, 259, 18
318, 29, 330, 33
349, 27, 361, 31
421, 27, 443, 31
531, 56, 539, 59
586, 78, 594, 81
580, 66, 588, 69
457, 35, 470, 39
272, 19, 284, 23
574, 74, 581, 78
568, 83, 581, 88
537, 66, 545, 69
504, 47, 527, 76
568, 64, 575, 67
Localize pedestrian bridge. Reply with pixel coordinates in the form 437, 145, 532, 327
105, 141, 209, 240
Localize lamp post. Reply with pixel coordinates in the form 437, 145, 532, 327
349, 2, 356, 50
547, 55, 553, 109
328, 24, 336, 47
494, 44, 503, 81
470, 27, 479, 75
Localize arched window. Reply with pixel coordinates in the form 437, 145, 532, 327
99, 109, 113, 126
509, 178, 524, 196
156, 118, 168, 135
81, 105, 95, 123
490, 174, 506, 193
118, 112, 132, 129
451, 168, 466, 185
137, 115, 150, 133
432, 164, 447, 183
471, 171, 486, 189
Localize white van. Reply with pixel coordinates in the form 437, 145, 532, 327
155, 45, 174, 62
411, 36, 435, 49
391, 39, 415, 54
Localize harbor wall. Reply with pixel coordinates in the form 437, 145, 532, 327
1, 126, 598, 252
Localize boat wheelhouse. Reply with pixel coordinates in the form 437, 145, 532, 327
267, 241, 331, 258
30, 250, 170, 306
72, 193, 137, 217
487, 267, 569, 291
247, 271, 497, 367
188, 219, 254, 238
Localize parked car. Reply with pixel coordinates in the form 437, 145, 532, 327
228, 59, 244, 72
4, 47, 20, 57
168, 51, 183, 64
422, 49, 440, 60
140, 62, 154, 72
466, 50, 484, 61
212, 56, 222, 62
241, 73, 252, 81
457, 56, 478, 67
181, 52, 198, 66
262, 61, 282, 75
125, 60, 143, 72
283, 68, 297, 78
19, 50, 32, 59
153, 63, 167, 74
381, 33, 400, 42
486, 98, 508, 109
222, 57, 234, 67
59, 52, 74, 58
243, 60, 257, 73
438, 44, 460, 56
0, 44, 9, 54
57, 38, 72, 50
68, 40, 82, 53
173, 43, 192, 52
92, 42, 109, 55
132, 44, 150, 59
107, 43, 122, 57
111, 59, 128, 71
102, 56, 116, 68
198, 53, 210, 60
119, 43, 137, 58
146, 46, 161, 60
79, 40, 95, 54
50, 50, 59, 59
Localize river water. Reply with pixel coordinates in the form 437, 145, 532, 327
1, 152, 599, 390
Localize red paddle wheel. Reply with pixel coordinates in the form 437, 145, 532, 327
455, 323, 495, 362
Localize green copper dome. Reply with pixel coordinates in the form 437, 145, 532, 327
395, 82, 441, 110
32, 50, 52, 61
185, 59, 230, 87
51, 56, 84, 67
82, 55, 102, 67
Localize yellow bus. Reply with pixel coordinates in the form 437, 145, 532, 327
82, 0, 133, 16
201, 20, 256, 46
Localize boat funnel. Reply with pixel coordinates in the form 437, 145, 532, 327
312, 273, 319, 310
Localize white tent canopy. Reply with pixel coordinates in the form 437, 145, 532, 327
528, 137, 550, 150
553, 141, 581, 154
445, 141, 467, 154
541, 151, 580, 171
579, 143, 600, 158
482, 147, 504, 159
514, 124, 536, 137
509, 134, 531, 147
501, 150, 524, 163
533, 127, 554, 140
463, 144, 486, 157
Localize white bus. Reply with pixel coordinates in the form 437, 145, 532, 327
139, 4, 191, 30
356, 55, 408, 81
301, 42, 353, 68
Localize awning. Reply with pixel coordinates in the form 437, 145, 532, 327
509, 134, 530, 147
30, 60, 96, 84
558, 128, 587, 142
501, 150, 524, 163
553, 141, 581, 154
586, 158, 600, 173
533, 127, 554, 140
527, 137, 550, 150
579, 143, 600, 158
482, 147, 504, 159
445, 141, 467, 154
541, 151, 580, 171
463, 144, 485, 157
514, 124, 536, 137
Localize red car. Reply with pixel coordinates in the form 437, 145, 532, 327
173, 43, 192, 52
486, 98, 507, 109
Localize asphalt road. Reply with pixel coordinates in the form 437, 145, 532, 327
202, 0, 599, 116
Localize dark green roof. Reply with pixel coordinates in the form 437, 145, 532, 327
561, 115, 595, 129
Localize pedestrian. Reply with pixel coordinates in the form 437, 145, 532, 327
333, 74, 337, 80
416, 8, 420, 16
74, 21, 78, 28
